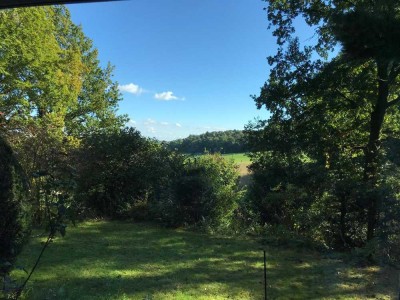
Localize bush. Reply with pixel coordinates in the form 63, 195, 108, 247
156, 154, 244, 232
75, 128, 183, 220
0, 136, 30, 275
75, 132, 244, 233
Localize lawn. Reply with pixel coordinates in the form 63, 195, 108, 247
13, 221, 397, 299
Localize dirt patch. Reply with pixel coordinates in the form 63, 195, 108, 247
237, 162, 250, 176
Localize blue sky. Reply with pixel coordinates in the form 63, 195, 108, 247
67, 0, 276, 140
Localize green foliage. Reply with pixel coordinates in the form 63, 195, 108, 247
0, 136, 30, 275
0, 5, 126, 225
156, 154, 243, 232
76, 130, 243, 232
1, 133, 76, 298
0, 6, 127, 296
168, 130, 247, 154
76, 128, 153, 217
246, 0, 400, 253
0, 6, 126, 138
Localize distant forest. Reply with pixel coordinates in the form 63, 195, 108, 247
167, 130, 248, 154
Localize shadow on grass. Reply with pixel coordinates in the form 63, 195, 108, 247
14, 221, 397, 299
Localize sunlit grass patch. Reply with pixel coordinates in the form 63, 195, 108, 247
221, 153, 251, 164
12, 221, 397, 299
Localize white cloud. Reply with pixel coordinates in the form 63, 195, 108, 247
175, 123, 182, 127
160, 122, 169, 126
127, 119, 137, 127
119, 83, 144, 95
154, 91, 182, 101
144, 118, 157, 125
147, 127, 156, 133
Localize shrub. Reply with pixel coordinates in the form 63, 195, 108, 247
0, 136, 30, 275
157, 154, 244, 232
75, 128, 182, 220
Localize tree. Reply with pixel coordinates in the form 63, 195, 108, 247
0, 6, 125, 139
0, 6, 126, 222
75, 128, 176, 218
0, 7, 81, 137
250, 0, 400, 242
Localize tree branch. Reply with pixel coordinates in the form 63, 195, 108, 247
335, 88, 358, 107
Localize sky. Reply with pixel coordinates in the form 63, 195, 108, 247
67, 0, 276, 141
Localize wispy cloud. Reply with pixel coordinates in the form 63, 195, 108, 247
144, 118, 157, 125
175, 123, 182, 127
154, 91, 183, 101
119, 83, 144, 95
119, 83, 185, 102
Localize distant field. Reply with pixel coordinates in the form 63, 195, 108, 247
191, 153, 251, 177
222, 153, 251, 181
13, 221, 397, 299
221, 153, 251, 164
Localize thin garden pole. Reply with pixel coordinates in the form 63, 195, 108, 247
264, 250, 267, 300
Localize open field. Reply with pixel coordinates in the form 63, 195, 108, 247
193, 152, 251, 178
222, 153, 251, 164
222, 153, 251, 184
13, 221, 397, 300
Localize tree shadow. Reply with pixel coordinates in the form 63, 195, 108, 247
14, 221, 398, 299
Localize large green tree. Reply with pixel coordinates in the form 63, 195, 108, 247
0, 6, 126, 222
0, 6, 125, 140
250, 0, 400, 242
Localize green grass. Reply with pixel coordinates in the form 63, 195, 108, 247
221, 153, 251, 164
222, 153, 251, 179
12, 221, 397, 299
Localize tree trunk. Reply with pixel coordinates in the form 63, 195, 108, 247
364, 60, 390, 241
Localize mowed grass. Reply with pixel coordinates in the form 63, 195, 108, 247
222, 153, 251, 164
13, 221, 397, 300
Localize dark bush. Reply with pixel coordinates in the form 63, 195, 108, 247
156, 154, 244, 232
0, 136, 30, 274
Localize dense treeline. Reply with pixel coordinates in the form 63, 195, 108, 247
167, 130, 248, 154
